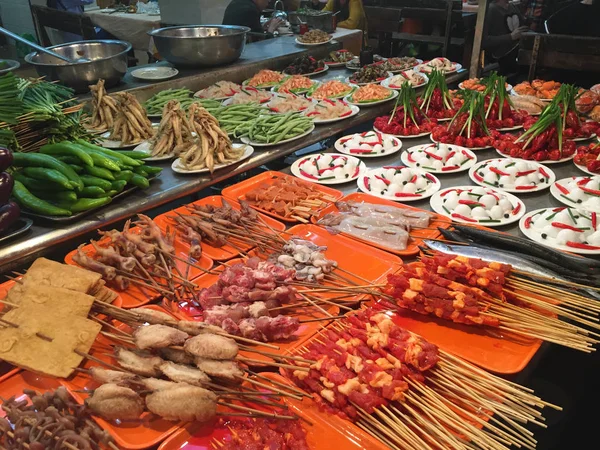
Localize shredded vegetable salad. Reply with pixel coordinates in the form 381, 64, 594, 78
245, 70, 285, 87
304, 99, 353, 120
228, 88, 272, 105
268, 93, 313, 113
351, 84, 393, 103
309, 80, 354, 100
194, 81, 241, 99
277, 76, 314, 93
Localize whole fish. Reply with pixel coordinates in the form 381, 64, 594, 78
423, 239, 600, 299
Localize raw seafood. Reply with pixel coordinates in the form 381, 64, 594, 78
194, 81, 241, 99
304, 99, 353, 121
269, 237, 337, 282
268, 93, 313, 113
228, 88, 272, 105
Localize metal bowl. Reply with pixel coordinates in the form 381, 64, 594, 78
24, 40, 131, 93
0, 59, 20, 75
148, 25, 250, 68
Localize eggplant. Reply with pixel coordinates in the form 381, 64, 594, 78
0, 147, 12, 172
0, 201, 20, 235
0, 171, 13, 205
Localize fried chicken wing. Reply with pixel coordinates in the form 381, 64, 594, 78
141, 378, 182, 391
145, 385, 217, 422
178, 320, 223, 336
184, 334, 239, 360
89, 367, 138, 385
115, 347, 164, 377
133, 324, 189, 350
86, 384, 144, 421
159, 347, 195, 365
195, 358, 244, 381
159, 361, 210, 386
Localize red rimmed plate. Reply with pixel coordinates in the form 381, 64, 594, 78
64, 227, 214, 308
221, 171, 344, 223
153, 196, 286, 261
311, 192, 451, 256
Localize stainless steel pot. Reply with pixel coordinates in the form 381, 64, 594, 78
148, 25, 250, 68
24, 40, 131, 93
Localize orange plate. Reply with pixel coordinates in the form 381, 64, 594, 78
0, 279, 124, 310
311, 192, 451, 257
158, 373, 388, 450
61, 305, 182, 450
164, 258, 339, 362
64, 227, 214, 308
0, 370, 63, 419
369, 299, 542, 375
153, 195, 286, 261
221, 171, 344, 223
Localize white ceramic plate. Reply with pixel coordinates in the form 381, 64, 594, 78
304, 104, 359, 124
494, 149, 574, 164
377, 129, 431, 139
99, 124, 157, 149
171, 144, 253, 174
295, 37, 333, 46
430, 135, 490, 151
574, 161, 598, 176
416, 62, 462, 75
357, 166, 440, 202
131, 66, 178, 81
550, 176, 600, 213
133, 140, 174, 161
344, 88, 398, 107
291, 153, 366, 185
401, 143, 477, 174
240, 124, 315, 147
469, 158, 555, 193
283, 64, 329, 78
520, 207, 600, 254
334, 131, 402, 158
381, 72, 428, 90
431, 186, 525, 227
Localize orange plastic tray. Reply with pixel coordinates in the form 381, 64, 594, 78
164, 258, 339, 362
61, 305, 183, 450
221, 171, 344, 223
153, 195, 286, 261
0, 370, 63, 419
311, 192, 451, 257
369, 298, 542, 375
64, 227, 214, 308
158, 373, 389, 450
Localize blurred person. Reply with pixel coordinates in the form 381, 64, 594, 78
308, 0, 326, 9
483, 0, 528, 74
322, 0, 366, 30
223, 0, 284, 35
544, 0, 600, 37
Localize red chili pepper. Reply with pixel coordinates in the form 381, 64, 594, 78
409, 174, 417, 183
566, 241, 600, 250
424, 173, 436, 183
407, 153, 416, 163
447, 150, 456, 159
323, 98, 336, 106
461, 150, 473, 159
229, 89, 238, 96
390, 84, 401, 89
515, 169, 536, 177
524, 216, 532, 229
578, 185, 600, 197
451, 213, 478, 223
376, 132, 383, 145
306, 111, 321, 117
339, 110, 353, 117
441, 189, 461, 197
515, 185, 537, 190
383, 166, 404, 170
375, 174, 391, 185
490, 167, 510, 177
441, 165, 460, 171
593, 212, 597, 229
260, 98, 269, 104
298, 157, 310, 166
339, 137, 353, 145
363, 176, 370, 190
270, 107, 280, 113
245, 86, 258, 92
361, 131, 369, 137
424, 150, 443, 161
512, 203, 522, 215
352, 166, 360, 178
395, 192, 422, 198
299, 169, 318, 180
473, 171, 484, 182
349, 148, 374, 154
551, 222, 586, 232
538, 167, 550, 178
486, 191, 500, 201
318, 166, 340, 175
553, 207, 566, 212
555, 183, 570, 195
458, 199, 484, 207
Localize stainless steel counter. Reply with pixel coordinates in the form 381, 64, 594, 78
0, 57, 468, 273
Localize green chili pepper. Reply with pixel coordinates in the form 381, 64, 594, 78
23, 167, 74, 190
80, 175, 113, 191
11, 152, 83, 190
130, 174, 150, 189
40, 142, 94, 167
111, 179, 128, 193
84, 165, 116, 181
79, 186, 107, 198
12, 180, 72, 216
114, 170, 133, 182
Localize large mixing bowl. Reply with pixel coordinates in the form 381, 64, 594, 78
149, 25, 250, 68
24, 40, 131, 93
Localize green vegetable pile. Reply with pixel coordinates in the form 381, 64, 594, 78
244, 112, 313, 144
203, 103, 268, 137
10, 141, 161, 217
144, 88, 199, 115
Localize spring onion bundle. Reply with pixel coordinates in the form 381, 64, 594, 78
0, 72, 24, 124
